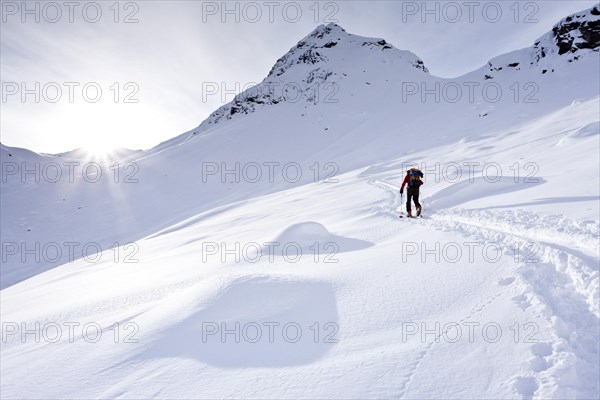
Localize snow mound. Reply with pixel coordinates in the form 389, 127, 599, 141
270, 221, 372, 254
275, 221, 333, 244
139, 275, 338, 367
557, 121, 599, 145
570, 121, 600, 138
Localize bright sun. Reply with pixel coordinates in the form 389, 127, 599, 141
82, 143, 118, 159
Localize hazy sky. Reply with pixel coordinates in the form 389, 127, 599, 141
1, 0, 597, 153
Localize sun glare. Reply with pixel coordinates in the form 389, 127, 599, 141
82, 143, 118, 160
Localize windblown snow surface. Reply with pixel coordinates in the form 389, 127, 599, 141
1, 6, 599, 400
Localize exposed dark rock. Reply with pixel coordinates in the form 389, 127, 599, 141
362, 40, 393, 50
552, 9, 600, 55
412, 59, 429, 73
298, 49, 326, 65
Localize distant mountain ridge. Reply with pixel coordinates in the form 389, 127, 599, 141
188, 4, 600, 136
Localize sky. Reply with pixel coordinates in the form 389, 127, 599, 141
1, 0, 598, 154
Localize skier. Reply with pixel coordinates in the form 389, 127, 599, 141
399, 168, 424, 217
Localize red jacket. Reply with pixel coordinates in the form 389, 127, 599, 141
400, 171, 424, 191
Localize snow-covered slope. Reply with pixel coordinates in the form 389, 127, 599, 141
3, 7, 599, 289
1, 5, 599, 399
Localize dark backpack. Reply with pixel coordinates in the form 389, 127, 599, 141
408, 168, 424, 187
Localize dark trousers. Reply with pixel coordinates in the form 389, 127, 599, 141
406, 186, 421, 212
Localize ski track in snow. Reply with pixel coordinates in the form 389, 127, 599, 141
369, 178, 514, 397
370, 178, 600, 399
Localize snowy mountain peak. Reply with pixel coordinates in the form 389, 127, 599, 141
267, 22, 427, 78
550, 5, 600, 56
302, 22, 347, 43
530, 4, 600, 65
193, 24, 428, 132
482, 5, 600, 76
